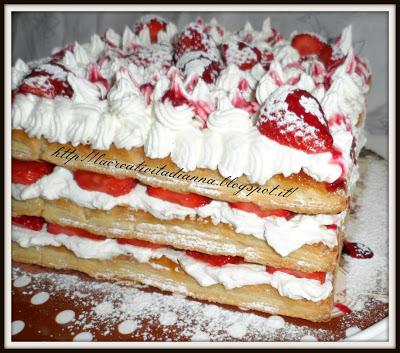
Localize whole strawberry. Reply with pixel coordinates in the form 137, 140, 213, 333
256, 86, 333, 154
134, 15, 168, 44
174, 23, 211, 60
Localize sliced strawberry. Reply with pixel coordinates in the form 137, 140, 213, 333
291, 33, 327, 57
186, 250, 244, 267
174, 25, 210, 59
47, 223, 106, 241
134, 16, 168, 44
147, 186, 212, 208
12, 159, 55, 185
257, 87, 333, 154
12, 215, 45, 231
17, 64, 73, 99
267, 266, 326, 284
319, 45, 346, 71
229, 202, 294, 219
221, 38, 261, 71
117, 237, 165, 249
74, 170, 137, 197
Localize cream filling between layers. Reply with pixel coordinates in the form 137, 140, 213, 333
11, 225, 333, 302
12, 166, 340, 257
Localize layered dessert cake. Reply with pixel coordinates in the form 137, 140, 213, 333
11, 16, 371, 322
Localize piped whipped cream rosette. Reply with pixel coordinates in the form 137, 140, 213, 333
11, 15, 371, 323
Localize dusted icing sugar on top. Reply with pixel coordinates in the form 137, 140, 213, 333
11, 16, 370, 185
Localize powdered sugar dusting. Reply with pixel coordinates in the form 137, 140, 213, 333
299, 95, 325, 126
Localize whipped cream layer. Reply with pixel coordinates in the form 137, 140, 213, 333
12, 166, 341, 256
12, 19, 370, 186
12, 224, 333, 302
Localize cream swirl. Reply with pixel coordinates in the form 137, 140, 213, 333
322, 52, 365, 126
171, 125, 203, 171
12, 59, 30, 89
199, 95, 252, 176
273, 42, 300, 66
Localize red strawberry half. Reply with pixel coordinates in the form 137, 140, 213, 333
47, 223, 106, 241
229, 202, 293, 219
12, 215, 46, 231
292, 33, 345, 71
134, 16, 168, 44
16, 64, 73, 99
186, 250, 244, 266
12, 159, 55, 185
74, 170, 137, 197
256, 86, 333, 154
267, 266, 326, 284
221, 38, 262, 71
291, 33, 327, 57
147, 186, 212, 208
174, 24, 210, 60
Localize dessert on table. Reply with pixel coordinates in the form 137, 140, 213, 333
11, 15, 371, 323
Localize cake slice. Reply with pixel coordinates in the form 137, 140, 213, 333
10, 16, 371, 322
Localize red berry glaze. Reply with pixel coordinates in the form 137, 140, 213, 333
186, 250, 244, 267
343, 241, 374, 259
256, 87, 333, 154
229, 202, 294, 219
88, 63, 110, 93
161, 76, 191, 107
12, 215, 46, 231
12, 159, 55, 185
267, 266, 326, 284
334, 302, 352, 314
325, 178, 346, 192
47, 223, 106, 241
147, 186, 212, 208
74, 170, 137, 197
117, 237, 165, 249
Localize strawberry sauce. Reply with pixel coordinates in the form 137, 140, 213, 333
334, 302, 352, 314
343, 241, 374, 259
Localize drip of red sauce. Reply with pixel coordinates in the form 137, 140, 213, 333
343, 241, 374, 259
329, 147, 347, 179
334, 302, 352, 314
139, 83, 155, 105
328, 113, 346, 127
